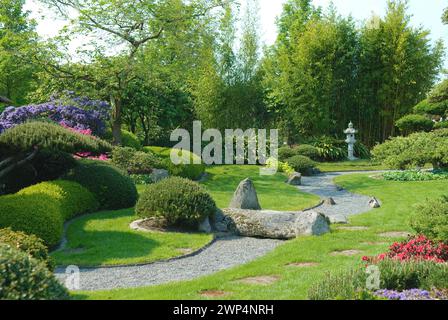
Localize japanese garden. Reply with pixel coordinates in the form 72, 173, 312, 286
0, 0, 448, 301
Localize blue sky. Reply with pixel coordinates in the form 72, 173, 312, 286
26, 0, 447, 68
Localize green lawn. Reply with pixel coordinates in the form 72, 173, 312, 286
75, 174, 448, 300
51, 208, 213, 267
54, 165, 317, 266
201, 165, 319, 211
317, 160, 387, 172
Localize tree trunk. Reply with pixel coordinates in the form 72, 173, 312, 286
111, 95, 122, 145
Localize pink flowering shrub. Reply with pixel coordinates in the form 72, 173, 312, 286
363, 235, 448, 264
60, 122, 109, 161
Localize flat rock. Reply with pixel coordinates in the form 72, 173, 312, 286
222, 209, 330, 239
286, 262, 319, 267
378, 231, 410, 238
199, 290, 230, 298
229, 178, 261, 210
237, 275, 279, 285
330, 249, 363, 256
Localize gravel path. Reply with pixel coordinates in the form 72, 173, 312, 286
55, 235, 283, 291
55, 171, 377, 291
300, 172, 375, 220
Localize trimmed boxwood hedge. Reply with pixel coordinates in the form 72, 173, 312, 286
17, 180, 99, 220
0, 228, 53, 269
64, 160, 138, 210
0, 194, 63, 247
136, 177, 216, 227
0, 244, 68, 300
285, 155, 317, 176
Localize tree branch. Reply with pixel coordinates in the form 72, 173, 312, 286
0, 147, 39, 181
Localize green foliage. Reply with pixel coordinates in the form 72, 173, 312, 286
111, 147, 160, 174
105, 129, 142, 150
383, 170, 448, 182
0, 244, 68, 300
278, 146, 297, 162
396, 114, 434, 135
354, 142, 371, 159
130, 174, 153, 185
64, 160, 138, 210
309, 259, 448, 300
434, 121, 448, 129
121, 130, 142, 150
0, 121, 112, 155
31, 150, 77, 181
295, 144, 320, 161
136, 177, 216, 227
17, 180, 99, 220
0, 0, 39, 106
309, 136, 346, 161
1, 164, 37, 194
285, 155, 316, 176
414, 99, 448, 116
148, 148, 205, 180
0, 228, 53, 269
411, 196, 448, 241
0, 193, 63, 247
372, 130, 448, 170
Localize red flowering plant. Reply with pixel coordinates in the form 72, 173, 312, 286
362, 235, 448, 264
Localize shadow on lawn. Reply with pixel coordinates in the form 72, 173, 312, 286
55, 229, 162, 267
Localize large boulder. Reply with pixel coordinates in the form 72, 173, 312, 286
221, 208, 330, 239
286, 172, 302, 186
229, 178, 261, 210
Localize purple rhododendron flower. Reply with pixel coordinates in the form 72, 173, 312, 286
0, 92, 110, 135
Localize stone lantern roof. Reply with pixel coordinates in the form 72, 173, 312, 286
344, 121, 357, 134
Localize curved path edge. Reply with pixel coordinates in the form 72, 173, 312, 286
55, 170, 382, 291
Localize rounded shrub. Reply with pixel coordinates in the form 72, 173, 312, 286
0, 228, 53, 269
411, 196, 448, 241
0, 194, 63, 247
295, 144, 320, 161
396, 114, 434, 135
111, 147, 160, 174
0, 244, 69, 300
136, 177, 216, 227
17, 180, 99, 220
285, 155, 317, 176
64, 160, 138, 210
121, 130, 142, 150
278, 146, 297, 162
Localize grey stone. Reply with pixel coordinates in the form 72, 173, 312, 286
150, 169, 169, 183
286, 172, 302, 185
198, 217, 212, 233
222, 209, 330, 239
229, 178, 261, 210
368, 197, 381, 208
324, 197, 336, 205
323, 213, 348, 224
211, 209, 231, 232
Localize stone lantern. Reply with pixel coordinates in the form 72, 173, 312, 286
344, 122, 357, 161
